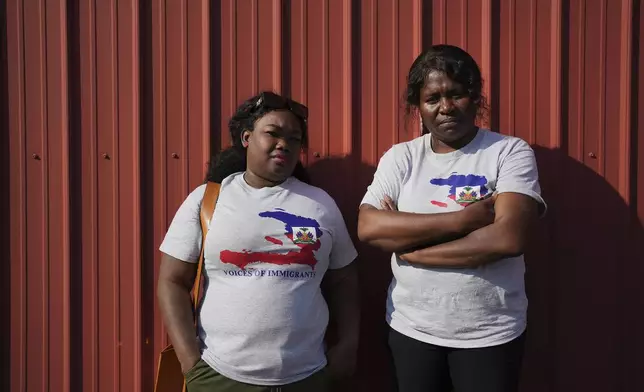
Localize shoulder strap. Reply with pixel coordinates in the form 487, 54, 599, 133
192, 181, 221, 320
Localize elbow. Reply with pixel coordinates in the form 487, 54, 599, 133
370, 241, 402, 253
357, 219, 392, 251
505, 244, 526, 258
357, 228, 375, 245
156, 274, 191, 302
497, 236, 526, 258
357, 210, 406, 253
357, 213, 376, 243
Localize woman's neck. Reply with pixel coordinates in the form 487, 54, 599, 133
243, 170, 286, 189
431, 127, 479, 153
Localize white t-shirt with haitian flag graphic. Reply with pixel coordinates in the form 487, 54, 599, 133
361, 129, 546, 349
160, 172, 357, 386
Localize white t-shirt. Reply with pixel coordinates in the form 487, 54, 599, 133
361, 129, 546, 348
160, 172, 357, 385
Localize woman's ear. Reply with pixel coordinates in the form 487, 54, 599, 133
241, 129, 252, 148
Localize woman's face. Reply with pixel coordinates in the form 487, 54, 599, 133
242, 109, 304, 183
418, 71, 478, 144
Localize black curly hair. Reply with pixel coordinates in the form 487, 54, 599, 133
205, 92, 310, 184
405, 44, 488, 130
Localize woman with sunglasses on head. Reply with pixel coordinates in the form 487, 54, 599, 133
358, 45, 546, 392
157, 92, 359, 391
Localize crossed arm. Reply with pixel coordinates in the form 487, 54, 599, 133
357, 192, 539, 268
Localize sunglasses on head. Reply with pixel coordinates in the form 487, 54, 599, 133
255, 92, 309, 121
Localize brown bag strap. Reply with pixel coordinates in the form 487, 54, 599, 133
192, 181, 221, 321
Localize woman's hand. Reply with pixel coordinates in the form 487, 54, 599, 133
457, 193, 497, 232
326, 340, 358, 380
380, 195, 398, 211
180, 349, 202, 374
321, 262, 360, 380
381, 193, 496, 233
399, 193, 539, 268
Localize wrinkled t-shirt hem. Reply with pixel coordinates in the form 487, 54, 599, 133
387, 316, 527, 349
201, 349, 327, 386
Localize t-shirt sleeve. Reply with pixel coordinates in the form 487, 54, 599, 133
158, 184, 207, 263
496, 139, 547, 216
326, 200, 358, 270
360, 144, 409, 209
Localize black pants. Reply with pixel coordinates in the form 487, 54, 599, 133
388, 328, 526, 392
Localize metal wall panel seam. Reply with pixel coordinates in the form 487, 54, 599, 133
230, 0, 237, 135
507, 0, 516, 135
116, 0, 141, 389
78, 0, 99, 388
413, 0, 421, 59
273, 0, 282, 92
186, 0, 210, 187
576, 1, 585, 160
181, 0, 189, 193
619, 0, 633, 202
151, 0, 168, 356
23, 0, 48, 388
438, 0, 447, 43
44, 0, 70, 390
550, 0, 562, 148
370, 2, 377, 163
300, 0, 307, 111
391, 0, 397, 146
323, 0, 329, 157
6, 0, 27, 390
640, 0, 644, 224
530, 0, 537, 145
253, 0, 258, 92
217, 0, 236, 149
342, 0, 351, 154
481, 0, 492, 123
164, 0, 187, 206
95, 0, 120, 388
598, 0, 607, 176
461, 0, 467, 49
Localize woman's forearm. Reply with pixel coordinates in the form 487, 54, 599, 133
157, 280, 201, 371
399, 193, 539, 268
357, 207, 469, 252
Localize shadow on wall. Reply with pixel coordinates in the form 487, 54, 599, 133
307, 155, 393, 392
307, 146, 644, 392
523, 146, 644, 392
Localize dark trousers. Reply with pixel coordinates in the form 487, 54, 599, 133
388, 327, 526, 392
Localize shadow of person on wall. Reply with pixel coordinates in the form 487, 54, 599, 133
307, 154, 395, 392
307, 145, 644, 392
521, 146, 644, 392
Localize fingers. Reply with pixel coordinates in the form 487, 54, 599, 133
480, 191, 498, 204
380, 195, 397, 211
385, 196, 397, 210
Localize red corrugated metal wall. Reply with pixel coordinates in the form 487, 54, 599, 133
2, 1, 643, 391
